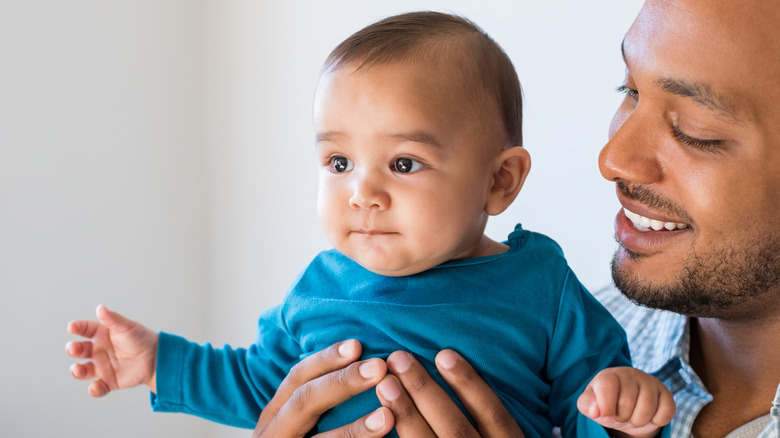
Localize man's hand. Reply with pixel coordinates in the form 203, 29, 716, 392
66, 305, 159, 396
252, 343, 525, 437
253, 339, 393, 438
577, 367, 676, 438
377, 349, 525, 438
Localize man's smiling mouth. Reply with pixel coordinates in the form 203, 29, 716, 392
623, 207, 690, 232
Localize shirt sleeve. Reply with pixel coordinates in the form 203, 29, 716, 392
546, 269, 633, 437
150, 304, 300, 429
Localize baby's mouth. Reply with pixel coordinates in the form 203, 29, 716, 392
623, 207, 690, 232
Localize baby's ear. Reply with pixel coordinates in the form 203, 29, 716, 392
485, 146, 531, 216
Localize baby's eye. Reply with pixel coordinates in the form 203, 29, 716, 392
392, 157, 424, 173
329, 156, 354, 173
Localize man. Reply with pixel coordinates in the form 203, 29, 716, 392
253, 0, 780, 436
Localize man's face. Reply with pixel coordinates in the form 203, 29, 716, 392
312, 60, 506, 277
599, 0, 780, 320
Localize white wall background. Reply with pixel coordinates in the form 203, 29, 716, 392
0, 1, 642, 437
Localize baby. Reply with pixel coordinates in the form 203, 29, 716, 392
67, 11, 674, 438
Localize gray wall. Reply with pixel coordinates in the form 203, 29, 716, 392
0, 1, 641, 437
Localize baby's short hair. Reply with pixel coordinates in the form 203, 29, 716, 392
323, 11, 523, 147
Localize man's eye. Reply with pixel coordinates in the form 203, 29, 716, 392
617, 85, 638, 100
392, 157, 424, 173
329, 156, 354, 173
671, 125, 724, 151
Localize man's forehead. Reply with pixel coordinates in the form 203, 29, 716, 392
620, 0, 778, 124
620, 38, 747, 125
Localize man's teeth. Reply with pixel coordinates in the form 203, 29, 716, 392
623, 208, 689, 232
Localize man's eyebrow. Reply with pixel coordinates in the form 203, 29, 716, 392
655, 78, 744, 124
621, 38, 628, 65
620, 38, 745, 124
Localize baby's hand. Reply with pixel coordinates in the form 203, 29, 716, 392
577, 367, 676, 438
66, 305, 159, 397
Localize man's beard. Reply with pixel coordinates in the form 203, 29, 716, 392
611, 235, 780, 320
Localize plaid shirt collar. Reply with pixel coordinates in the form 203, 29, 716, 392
594, 285, 780, 438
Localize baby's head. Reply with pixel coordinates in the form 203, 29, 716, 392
313, 11, 531, 276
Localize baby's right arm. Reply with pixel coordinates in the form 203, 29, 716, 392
66, 305, 159, 397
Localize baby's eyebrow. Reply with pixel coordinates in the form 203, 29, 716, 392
315, 130, 444, 148
386, 131, 443, 148
315, 131, 345, 144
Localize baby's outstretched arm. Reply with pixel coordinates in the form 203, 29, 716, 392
577, 367, 676, 438
66, 305, 159, 397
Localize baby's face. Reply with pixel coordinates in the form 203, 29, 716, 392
313, 60, 506, 276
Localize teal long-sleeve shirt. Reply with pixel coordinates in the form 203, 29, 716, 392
151, 224, 634, 437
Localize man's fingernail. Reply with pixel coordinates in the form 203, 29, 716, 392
359, 359, 381, 378
365, 409, 385, 430
389, 351, 412, 373
378, 378, 401, 401
437, 350, 458, 370
338, 340, 355, 357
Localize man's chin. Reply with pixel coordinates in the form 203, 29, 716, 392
610, 253, 779, 321
611, 256, 717, 317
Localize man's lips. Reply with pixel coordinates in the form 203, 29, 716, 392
622, 206, 689, 232
614, 205, 692, 256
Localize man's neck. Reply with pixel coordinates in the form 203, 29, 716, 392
689, 315, 780, 437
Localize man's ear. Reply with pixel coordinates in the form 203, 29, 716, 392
485, 146, 531, 216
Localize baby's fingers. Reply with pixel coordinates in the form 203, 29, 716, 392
577, 385, 601, 419
627, 383, 659, 426
588, 370, 623, 420
650, 385, 676, 427
95, 304, 133, 330
69, 362, 97, 380
88, 379, 112, 397
65, 340, 93, 359
67, 319, 102, 338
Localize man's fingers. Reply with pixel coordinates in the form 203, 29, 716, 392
259, 340, 364, 430
276, 340, 363, 404
255, 340, 366, 435
387, 351, 479, 438
435, 349, 525, 438
263, 357, 388, 436
376, 375, 436, 437
314, 407, 395, 438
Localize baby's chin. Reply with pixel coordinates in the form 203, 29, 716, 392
359, 262, 431, 277
355, 255, 443, 278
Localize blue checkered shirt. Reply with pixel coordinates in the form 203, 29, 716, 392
594, 285, 780, 438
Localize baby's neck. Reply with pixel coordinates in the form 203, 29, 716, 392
466, 236, 509, 259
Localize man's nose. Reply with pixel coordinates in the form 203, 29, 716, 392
599, 106, 664, 185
